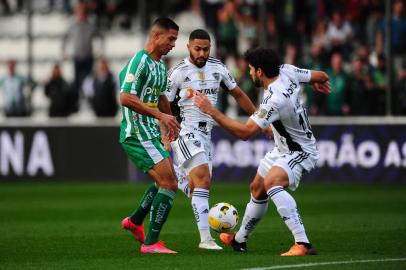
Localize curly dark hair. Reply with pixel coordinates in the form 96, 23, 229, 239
244, 47, 280, 78
189, 29, 211, 41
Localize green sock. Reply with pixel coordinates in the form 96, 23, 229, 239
130, 183, 158, 225
144, 188, 175, 245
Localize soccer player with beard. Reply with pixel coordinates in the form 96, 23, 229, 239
166, 29, 257, 250
194, 47, 330, 256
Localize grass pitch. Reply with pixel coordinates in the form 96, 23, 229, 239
0, 181, 405, 270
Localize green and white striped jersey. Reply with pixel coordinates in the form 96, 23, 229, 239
119, 50, 168, 142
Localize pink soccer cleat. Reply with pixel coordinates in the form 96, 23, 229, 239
121, 217, 145, 243
140, 241, 177, 254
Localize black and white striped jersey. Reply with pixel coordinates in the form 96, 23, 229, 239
250, 64, 319, 156
166, 57, 237, 134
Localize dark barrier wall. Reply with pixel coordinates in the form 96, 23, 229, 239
0, 126, 127, 181
1, 124, 405, 183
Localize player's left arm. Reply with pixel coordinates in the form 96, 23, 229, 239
309, 70, 330, 94
194, 92, 261, 140
229, 86, 257, 115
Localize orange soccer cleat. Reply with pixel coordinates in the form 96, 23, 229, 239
220, 232, 247, 252
281, 243, 317, 256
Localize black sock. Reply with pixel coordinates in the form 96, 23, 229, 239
297, 242, 312, 249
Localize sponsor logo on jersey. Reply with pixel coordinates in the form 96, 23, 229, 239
149, 63, 155, 71
196, 88, 217, 95
145, 87, 160, 96
227, 72, 235, 83
184, 76, 191, 82
265, 108, 275, 120
193, 140, 201, 147
198, 71, 205, 81
125, 73, 135, 83
295, 68, 308, 74
256, 108, 267, 118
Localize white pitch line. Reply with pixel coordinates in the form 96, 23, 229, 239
242, 257, 406, 270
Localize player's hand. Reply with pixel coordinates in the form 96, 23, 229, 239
159, 113, 180, 136
262, 126, 273, 139
161, 135, 171, 151
167, 128, 178, 141
194, 92, 213, 114
312, 81, 331, 94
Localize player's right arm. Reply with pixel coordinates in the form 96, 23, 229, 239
194, 92, 262, 140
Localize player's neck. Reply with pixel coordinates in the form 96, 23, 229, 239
263, 75, 278, 89
144, 44, 161, 62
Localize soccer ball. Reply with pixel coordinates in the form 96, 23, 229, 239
208, 202, 239, 233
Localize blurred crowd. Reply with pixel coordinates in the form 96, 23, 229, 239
1, 0, 406, 118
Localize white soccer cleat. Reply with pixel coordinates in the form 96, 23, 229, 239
198, 238, 223, 250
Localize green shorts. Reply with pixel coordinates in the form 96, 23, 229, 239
121, 137, 169, 173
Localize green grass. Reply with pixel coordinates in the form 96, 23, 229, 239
0, 182, 406, 270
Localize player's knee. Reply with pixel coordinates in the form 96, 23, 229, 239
158, 172, 178, 191
250, 182, 265, 199
160, 181, 178, 191
264, 177, 287, 191
193, 176, 211, 189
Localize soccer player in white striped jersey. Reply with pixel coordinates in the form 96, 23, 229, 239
194, 47, 330, 256
165, 29, 257, 250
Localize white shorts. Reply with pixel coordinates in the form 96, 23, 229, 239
257, 149, 317, 191
170, 130, 212, 175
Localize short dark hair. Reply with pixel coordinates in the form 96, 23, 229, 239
189, 29, 211, 41
152, 17, 179, 31
244, 47, 280, 78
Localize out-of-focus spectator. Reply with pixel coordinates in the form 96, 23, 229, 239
239, 5, 259, 51
44, 63, 71, 117
217, 0, 239, 60
0, 0, 11, 15
357, 45, 374, 74
397, 67, 406, 114
0, 0, 23, 14
303, 43, 328, 114
82, 57, 118, 117
377, 0, 406, 70
265, 12, 279, 50
233, 55, 258, 116
62, 3, 103, 113
0, 59, 33, 117
311, 19, 329, 51
314, 52, 349, 116
366, 7, 384, 51
368, 53, 387, 115
326, 10, 353, 59
284, 41, 300, 65
48, 0, 72, 14
195, 0, 223, 34
346, 58, 373, 115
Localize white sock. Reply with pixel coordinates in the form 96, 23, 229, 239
174, 164, 190, 197
235, 194, 269, 243
192, 188, 211, 241
267, 186, 309, 243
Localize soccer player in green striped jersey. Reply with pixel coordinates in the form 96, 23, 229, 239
119, 17, 181, 254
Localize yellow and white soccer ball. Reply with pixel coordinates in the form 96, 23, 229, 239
208, 202, 239, 233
